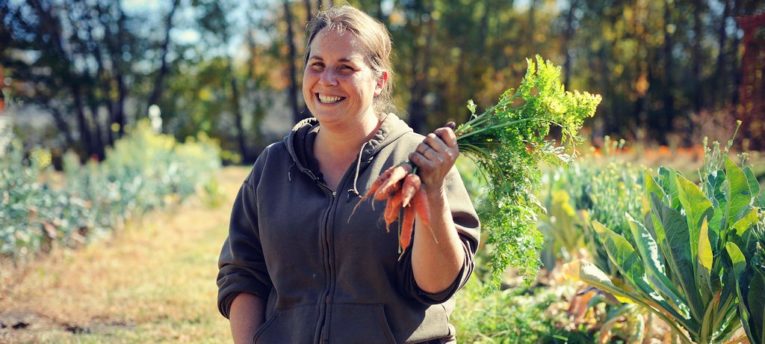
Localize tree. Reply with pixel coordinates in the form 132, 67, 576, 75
146, 0, 182, 116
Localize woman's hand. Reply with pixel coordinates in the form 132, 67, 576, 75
408, 124, 459, 195
408, 122, 465, 294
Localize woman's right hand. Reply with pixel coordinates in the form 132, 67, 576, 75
408, 124, 459, 196
229, 293, 265, 343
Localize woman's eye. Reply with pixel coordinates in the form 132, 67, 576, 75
339, 65, 354, 73
310, 63, 324, 71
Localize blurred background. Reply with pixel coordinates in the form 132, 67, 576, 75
2, 0, 764, 165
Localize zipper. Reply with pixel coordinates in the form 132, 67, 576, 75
314, 171, 367, 342
307, 147, 372, 342
315, 185, 337, 343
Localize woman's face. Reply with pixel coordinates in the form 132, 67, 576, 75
302, 29, 386, 128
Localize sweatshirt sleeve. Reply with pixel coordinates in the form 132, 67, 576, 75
397, 167, 481, 304
216, 154, 273, 318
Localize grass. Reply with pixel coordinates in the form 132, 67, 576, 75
0, 167, 249, 343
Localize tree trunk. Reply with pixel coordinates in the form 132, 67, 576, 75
83, 7, 116, 147
562, 0, 579, 89
146, 0, 181, 113
662, 0, 675, 137
109, 3, 129, 137
50, 107, 75, 148
30, 0, 98, 160
714, 0, 731, 107
228, 57, 248, 163
71, 85, 96, 160
284, 0, 304, 123
406, 5, 433, 134
730, 0, 742, 107
691, 0, 703, 114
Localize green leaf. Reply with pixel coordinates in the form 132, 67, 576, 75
645, 173, 670, 258
591, 221, 646, 286
626, 213, 691, 319
699, 291, 721, 344
674, 172, 713, 266
697, 217, 714, 303
743, 166, 761, 200
724, 242, 747, 281
699, 218, 714, 271
650, 194, 705, 322
657, 167, 678, 208
644, 170, 667, 203
730, 208, 760, 242
725, 157, 753, 224
750, 270, 765, 344
726, 242, 756, 343
580, 262, 696, 343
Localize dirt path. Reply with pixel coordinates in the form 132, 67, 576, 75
0, 166, 249, 343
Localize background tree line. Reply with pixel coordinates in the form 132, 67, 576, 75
1, 0, 763, 165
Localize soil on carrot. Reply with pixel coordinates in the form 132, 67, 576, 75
0, 167, 250, 344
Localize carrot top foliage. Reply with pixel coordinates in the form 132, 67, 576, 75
454, 56, 601, 287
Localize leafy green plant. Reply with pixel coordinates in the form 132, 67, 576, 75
452, 278, 565, 343
727, 209, 765, 344
455, 55, 601, 286
538, 188, 584, 270
0, 120, 221, 259
581, 153, 762, 343
538, 143, 645, 275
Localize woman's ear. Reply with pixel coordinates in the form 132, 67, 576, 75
374, 71, 389, 97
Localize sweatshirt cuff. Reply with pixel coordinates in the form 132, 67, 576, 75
217, 273, 271, 318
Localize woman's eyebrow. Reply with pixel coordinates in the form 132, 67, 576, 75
308, 55, 357, 63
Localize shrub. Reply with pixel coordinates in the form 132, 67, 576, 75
0, 120, 221, 259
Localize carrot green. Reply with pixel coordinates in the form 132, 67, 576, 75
454, 56, 601, 287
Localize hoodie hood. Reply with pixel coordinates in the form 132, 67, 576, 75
284, 113, 414, 194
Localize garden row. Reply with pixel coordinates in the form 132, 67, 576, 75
457, 137, 765, 343
0, 121, 221, 260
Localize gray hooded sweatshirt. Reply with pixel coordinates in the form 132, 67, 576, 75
217, 114, 480, 343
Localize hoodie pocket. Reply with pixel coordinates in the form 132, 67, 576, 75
253, 305, 318, 344
328, 303, 397, 344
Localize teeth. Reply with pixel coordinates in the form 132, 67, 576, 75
318, 94, 342, 104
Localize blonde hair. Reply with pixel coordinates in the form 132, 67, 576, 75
305, 5, 395, 113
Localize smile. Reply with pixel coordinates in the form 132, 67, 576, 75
317, 93, 345, 104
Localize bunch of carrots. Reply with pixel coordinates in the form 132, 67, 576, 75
361, 56, 601, 283
355, 161, 433, 254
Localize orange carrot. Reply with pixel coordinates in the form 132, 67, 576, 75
383, 191, 404, 232
411, 189, 439, 244
399, 205, 416, 251
364, 165, 395, 201
374, 162, 413, 200
411, 189, 430, 227
400, 173, 421, 208
349, 165, 396, 220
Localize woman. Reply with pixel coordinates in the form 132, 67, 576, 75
217, 5, 480, 343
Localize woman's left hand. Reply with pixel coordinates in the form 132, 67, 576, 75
409, 124, 459, 195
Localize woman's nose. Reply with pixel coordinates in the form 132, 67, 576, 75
319, 69, 338, 86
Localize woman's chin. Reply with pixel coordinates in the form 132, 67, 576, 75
311, 110, 344, 125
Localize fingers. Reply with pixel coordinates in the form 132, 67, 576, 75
409, 145, 432, 166
433, 126, 457, 149
416, 134, 445, 160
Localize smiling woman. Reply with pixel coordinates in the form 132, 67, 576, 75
216, 5, 480, 344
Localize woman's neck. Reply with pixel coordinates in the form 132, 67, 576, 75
315, 112, 382, 159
